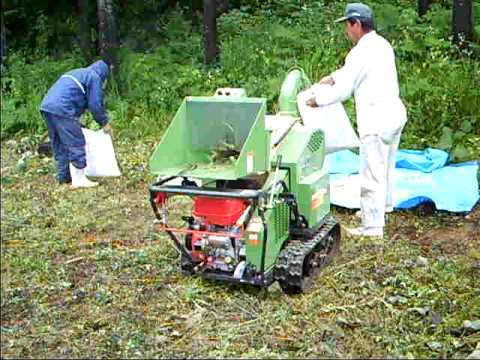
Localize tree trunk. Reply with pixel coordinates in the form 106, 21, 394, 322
203, 0, 218, 65
77, 0, 91, 61
418, 0, 431, 17
47, 0, 59, 55
452, 0, 473, 46
217, 0, 229, 15
0, 4, 6, 66
97, 0, 119, 76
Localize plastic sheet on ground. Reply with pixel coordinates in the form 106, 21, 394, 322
326, 149, 479, 213
395, 148, 449, 172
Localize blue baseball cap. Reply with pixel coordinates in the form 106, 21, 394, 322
334, 3, 374, 23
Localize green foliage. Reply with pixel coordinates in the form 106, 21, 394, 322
1, 53, 83, 137
436, 121, 479, 162
391, 4, 480, 161
1, 0, 479, 161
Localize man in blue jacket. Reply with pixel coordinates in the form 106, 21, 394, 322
40, 60, 113, 188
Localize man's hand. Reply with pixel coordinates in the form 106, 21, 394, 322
102, 123, 113, 137
318, 75, 335, 86
306, 97, 319, 108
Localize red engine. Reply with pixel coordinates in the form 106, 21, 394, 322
188, 197, 248, 271
193, 196, 247, 226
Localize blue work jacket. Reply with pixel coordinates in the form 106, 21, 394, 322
40, 60, 110, 126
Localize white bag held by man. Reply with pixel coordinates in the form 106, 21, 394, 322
297, 87, 360, 153
82, 128, 121, 177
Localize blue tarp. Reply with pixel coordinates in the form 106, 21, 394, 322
325, 149, 479, 213
395, 148, 449, 172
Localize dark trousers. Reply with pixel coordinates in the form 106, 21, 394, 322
40, 111, 86, 183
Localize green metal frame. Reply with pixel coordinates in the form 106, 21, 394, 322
149, 96, 270, 180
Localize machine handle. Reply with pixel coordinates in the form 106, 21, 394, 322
268, 155, 283, 208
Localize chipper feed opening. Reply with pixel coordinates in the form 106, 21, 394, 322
149, 97, 270, 180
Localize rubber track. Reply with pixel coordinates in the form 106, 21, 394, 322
273, 215, 339, 289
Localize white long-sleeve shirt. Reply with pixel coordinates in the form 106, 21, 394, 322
313, 31, 407, 137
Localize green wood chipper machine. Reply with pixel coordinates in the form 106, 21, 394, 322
148, 69, 340, 294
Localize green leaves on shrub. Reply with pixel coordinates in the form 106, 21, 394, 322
436, 120, 477, 163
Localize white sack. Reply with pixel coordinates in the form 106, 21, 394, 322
297, 87, 360, 153
82, 128, 121, 177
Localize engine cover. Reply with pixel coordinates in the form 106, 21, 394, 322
193, 197, 246, 226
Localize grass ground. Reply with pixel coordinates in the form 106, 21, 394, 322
1, 138, 479, 358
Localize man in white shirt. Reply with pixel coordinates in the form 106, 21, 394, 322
307, 3, 407, 237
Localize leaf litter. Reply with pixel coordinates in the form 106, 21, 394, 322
1, 138, 479, 358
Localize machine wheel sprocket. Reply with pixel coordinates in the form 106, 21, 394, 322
274, 215, 340, 294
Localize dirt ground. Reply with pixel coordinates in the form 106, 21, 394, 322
1, 140, 479, 358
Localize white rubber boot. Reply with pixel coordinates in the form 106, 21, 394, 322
70, 163, 98, 188
355, 207, 394, 219
346, 226, 384, 238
